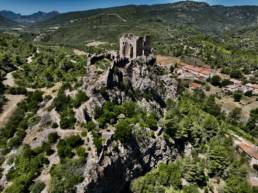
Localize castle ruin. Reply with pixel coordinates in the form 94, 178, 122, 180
119, 34, 151, 59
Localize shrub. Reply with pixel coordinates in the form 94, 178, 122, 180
48, 132, 59, 144
76, 147, 87, 158
8, 87, 27, 95
73, 90, 89, 108
66, 135, 84, 148
114, 119, 132, 143
87, 121, 96, 131
57, 140, 73, 159
233, 91, 242, 102
49, 159, 84, 193
210, 75, 221, 86
92, 132, 102, 152
29, 181, 45, 193
52, 122, 59, 128
60, 108, 76, 129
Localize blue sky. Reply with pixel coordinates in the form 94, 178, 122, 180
0, 0, 258, 14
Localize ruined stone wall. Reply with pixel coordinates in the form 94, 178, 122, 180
120, 34, 151, 59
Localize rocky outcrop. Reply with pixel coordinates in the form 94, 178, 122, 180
77, 127, 177, 193
74, 55, 178, 193
80, 55, 178, 120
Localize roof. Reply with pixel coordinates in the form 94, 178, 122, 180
246, 83, 258, 90
238, 143, 258, 160
181, 64, 212, 76
230, 79, 242, 85
190, 82, 202, 89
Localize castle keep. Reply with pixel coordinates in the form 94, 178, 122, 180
119, 34, 151, 59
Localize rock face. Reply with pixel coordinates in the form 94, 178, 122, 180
75, 55, 178, 193
80, 55, 178, 120
78, 127, 177, 193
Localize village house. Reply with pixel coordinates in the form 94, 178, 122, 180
190, 82, 202, 90
223, 80, 258, 95
246, 83, 258, 95
177, 63, 213, 81
238, 142, 258, 168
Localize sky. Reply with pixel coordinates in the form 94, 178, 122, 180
0, 0, 258, 15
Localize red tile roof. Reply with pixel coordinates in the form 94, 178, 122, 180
238, 143, 258, 160
190, 82, 202, 89
181, 64, 212, 76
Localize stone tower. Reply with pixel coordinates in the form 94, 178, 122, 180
119, 34, 151, 59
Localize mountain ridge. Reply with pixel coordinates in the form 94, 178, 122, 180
0, 10, 59, 25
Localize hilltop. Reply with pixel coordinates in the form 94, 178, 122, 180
0, 10, 59, 25
27, 1, 258, 45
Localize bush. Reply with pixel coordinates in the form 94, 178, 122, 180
66, 135, 84, 148
210, 75, 221, 86
29, 181, 45, 193
48, 132, 59, 144
8, 87, 27, 95
244, 90, 253, 97
52, 122, 59, 128
60, 108, 76, 129
76, 147, 87, 158
73, 90, 89, 108
57, 135, 83, 159
114, 119, 132, 143
92, 132, 102, 152
49, 159, 84, 193
57, 140, 73, 159
87, 121, 96, 131
233, 91, 242, 102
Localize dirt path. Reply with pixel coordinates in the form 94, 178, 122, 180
2, 71, 16, 87
0, 95, 25, 126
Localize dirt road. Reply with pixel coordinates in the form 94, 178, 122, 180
0, 95, 25, 126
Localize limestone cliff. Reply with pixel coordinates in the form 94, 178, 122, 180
75, 55, 178, 193
77, 127, 177, 193
78, 55, 178, 121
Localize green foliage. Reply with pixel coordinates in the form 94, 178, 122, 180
224, 175, 254, 193
131, 161, 182, 193
114, 119, 132, 143
13, 46, 86, 88
7, 86, 27, 95
202, 95, 221, 117
183, 158, 206, 186
228, 107, 242, 124
0, 33, 35, 78
4, 145, 48, 193
207, 138, 234, 177
60, 108, 76, 129
49, 159, 84, 193
29, 181, 46, 193
76, 147, 87, 158
210, 75, 221, 87
73, 90, 89, 108
164, 96, 221, 148
57, 135, 83, 159
233, 91, 242, 102
48, 132, 59, 144
245, 108, 258, 137
0, 90, 43, 151
51, 86, 76, 129
92, 131, 102, 152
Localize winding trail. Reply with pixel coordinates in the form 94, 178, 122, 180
0, 53, 35, 127
0, 70, 25, 127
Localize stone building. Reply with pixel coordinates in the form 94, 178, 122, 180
119, 33, 151, 59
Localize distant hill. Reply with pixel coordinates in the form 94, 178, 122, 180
0, 10, 59, 25
0, 15, 17, 28
29, 1, 258, 45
